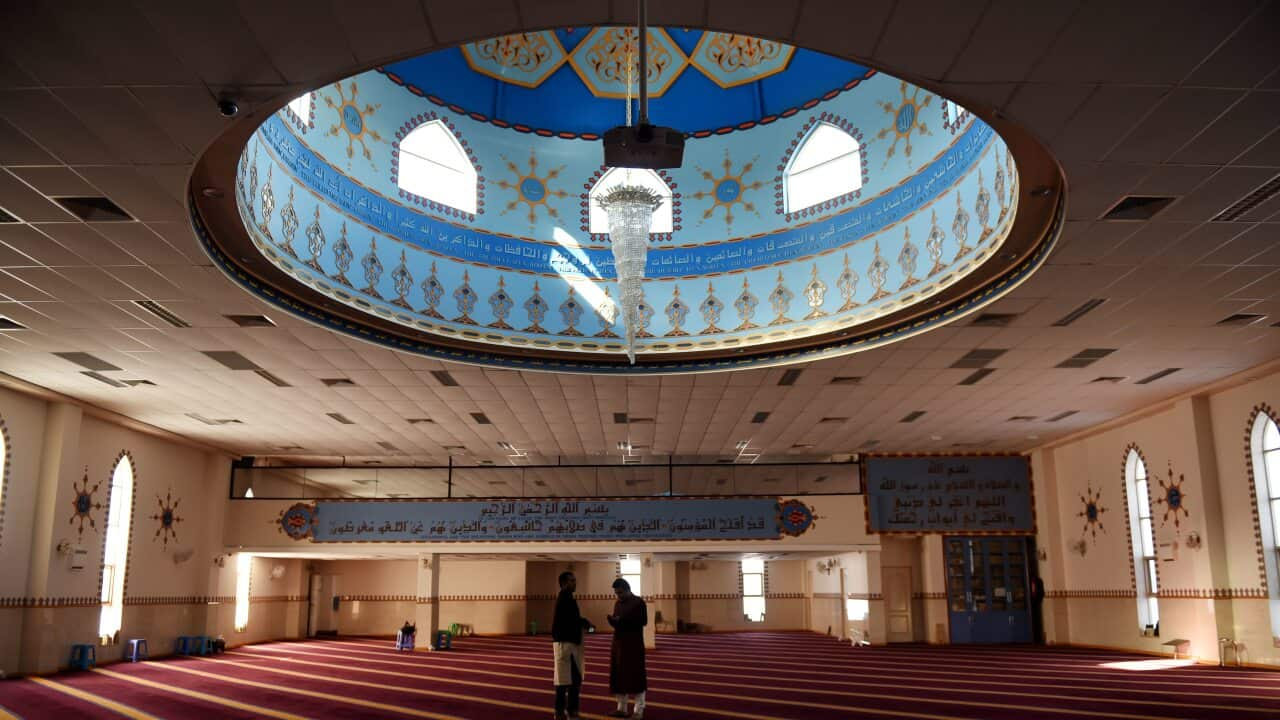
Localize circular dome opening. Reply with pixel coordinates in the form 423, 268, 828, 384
191, 27, 1064, 374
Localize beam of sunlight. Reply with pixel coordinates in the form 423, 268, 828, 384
1098, 658, 1197, 671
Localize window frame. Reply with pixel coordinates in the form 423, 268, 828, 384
619, 556, 642, 596
741, 557, 766, 622
98, 453, 135, 643
396, 119, 479, 215
783, 121, 863, 215
1250, 411, 1280, 637
1124, 448, 1159, 634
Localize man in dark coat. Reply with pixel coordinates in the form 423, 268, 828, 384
607, 577, 647, 718
552, 571, 592, 720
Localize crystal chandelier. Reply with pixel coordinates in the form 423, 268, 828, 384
598, 185, 663, 363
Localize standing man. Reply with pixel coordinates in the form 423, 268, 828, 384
553, 570, 592, 720
607, 577, 648, 719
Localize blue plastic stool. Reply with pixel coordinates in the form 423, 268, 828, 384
127, 638, 148, 662
176, 636, 193, 654
395, 631, 416, 651
191, 635, 210, 656
70, 644, 96, 670
433, 630, 452, 651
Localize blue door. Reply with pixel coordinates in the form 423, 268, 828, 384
946, 536, 1032, 643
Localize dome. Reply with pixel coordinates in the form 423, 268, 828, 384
191, 28, 1062, 373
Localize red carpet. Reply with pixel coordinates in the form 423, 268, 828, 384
1, 632, 1277, 719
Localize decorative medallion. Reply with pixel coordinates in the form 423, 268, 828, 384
836, 254, 859, 312
692, 152, 762, 228
276, 502, 317, 541
1077, 484, 1108, 543
868, 241, 890, 301
975, 169, 993, 245
331, 222, 354, 287
568, 27, 687, 99
994, 149, 1008, 224
419, 260, 444, 318
237, 145, 249, 213
496, 152, 568, 226
304, 205, 326, 272
897, 227, 919, 290
635, 290, 655, 338
664, 285, 690, 337
524, 280, 548, 333
279, 185, 299, 258
952, 192, 973, 258
690, 32, 795, 88
460, 32, 568, 88
803, 265, 827, 320
390, 250, 414, 309
149, 489, 183, 550
926, 209, 946, 276
68, 467, 103, 539
699, 281, 724, 334
559, 287, 585, 336
733, 277, 759, 331
777, 499, 816, 537
594, 287, 619, 338
244, 143, 259, 224
487, 276, 514, 329
258, 165, 275, 241
876, 80, 933, 168
323, 80, 383, 170
1155, 461, 1190, 528
768, 271, 794, 326
452, 270, 477, 324
360, 237, 384, 298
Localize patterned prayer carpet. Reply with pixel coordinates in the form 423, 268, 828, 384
1, 632, 1277, 719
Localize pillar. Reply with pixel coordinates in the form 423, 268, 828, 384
641, 553, 656, 649
415, 553, 440, 646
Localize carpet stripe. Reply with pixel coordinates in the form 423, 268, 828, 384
27, 677, 161, 720
0, 704, 21, 720
91, 668, 311, 720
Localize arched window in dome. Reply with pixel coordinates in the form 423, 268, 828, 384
1124, 448, 1159, 635
1249, 411, 1280, 635
398, 120, 478, 215
286, 92, 312, 123
99, 454, 135, 642
589, 168, 673, 235
784, 122, 863, 214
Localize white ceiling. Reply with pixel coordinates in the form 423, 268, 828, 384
0, 1, 1278, 465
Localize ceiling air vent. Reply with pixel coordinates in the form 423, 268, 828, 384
441, 444, 466, 452
629, 417, 654, 424
275, 444, 305, 451
613, 412, 629, 424
431, 370, 459, 386
326, 412, 355, 425
959, 368, 995, 385
185, 413, 242, 425
1090, 376, 1127, 384
82, 371, 126, 387
751, 411, 770, 424
133, 300, 190, 328
225, 314, 276, 328
970, 313, 1019, 327
202, 350, 261, 371
900, 411, 926, 423
376, 441, 400, 452
1101, 195, 1176, 221
1056, 348, 1116, 369
53, 196, 133, 222
778, 368, 803, 386
471, 412, 492, 424
406, 417, 434, 425
254, 369, 291, 387
1217, 313, 1265, 326
1047, 410, 1078, 422
951, 348, 1007, 368
0, 206, 18, 223
54, 351, 121, 371
321, 378, 356, 387
1213, 173, 1280, 222
1008, 415, 1037, 422
0, 316, 27, 330
819, 417, 848, 424
1052, 298, 1107, 327
121, 379, 155, 387
1136, 368, 1180, 385
860, 439, 881, 448
829, 376, 862, 385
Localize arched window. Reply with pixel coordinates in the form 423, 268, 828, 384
1124, 448, 1158, 634
1250, 412, 1280, 634
0, 421, 7, 540
741, 557, 766, 622
397, 120, 478, 214
589, 168, 673, 234
235, 552, 253, 632
784, 122, 862, 214
286, 92, 312, 123
619, 556, 642, 596
99, 454, 135, 642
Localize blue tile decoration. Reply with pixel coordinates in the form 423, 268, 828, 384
524, 281, 548, 333
420, 261, 444, 318
664, 285, 690, 337
953, 192, 972, 258
803, 265, 827, 320
391, 250, 414, 309
488, 276, 514, 329
452, 270, 477, 324
926, 209, 946, 276
594, 288, 619, 338
460, 32, 568, 88
733, 277, 759, 331
689, 33, 795, 89
768, 271, 794, 326
699, 281, 724, 334
304, 206, 326, 271
258, 165, 275, 241
559, 286, 585, 336
332, 222, 353, 287
635, 292, 655, 338
280, 186, 299, 257
868, 241, 889, 301
898, 227, 919, 290
836, 254, 858, 312
360, 237, 384, 298
567, 28, 687, 99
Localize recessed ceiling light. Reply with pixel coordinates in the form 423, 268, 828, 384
53, 196, 133, 222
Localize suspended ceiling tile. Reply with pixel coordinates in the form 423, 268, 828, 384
34, 223, 137, 266
1183, 1, 1280, 88
89, 223, 191, 267
238, 2, 356, 85
1105, 88, 1244, 163
0, 117, 55, 165
332, 0, 436, 65
0, 89, 119, 164
946, 0, 1079, 83
1170, 90, 1280, 165
73, 165, 185, 223
1051, 85, 1171, 165
135, 2, 286, 86
1162, 166, 1278, 222
424, 0, 522, 46
0, 170, 73, 222
6, 166, 97, 197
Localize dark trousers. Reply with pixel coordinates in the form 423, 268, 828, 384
554, 655, 582, 715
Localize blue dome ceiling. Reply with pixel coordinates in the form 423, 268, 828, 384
382, 29, 874, 138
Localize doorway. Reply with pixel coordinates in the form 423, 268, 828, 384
882, 566, 914, 642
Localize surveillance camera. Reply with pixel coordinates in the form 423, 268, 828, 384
218, 99, 239, 118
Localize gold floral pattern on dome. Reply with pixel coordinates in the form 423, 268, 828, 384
568, 28, 687, 99
461, 32, 568, 88
690, 33, 795, 88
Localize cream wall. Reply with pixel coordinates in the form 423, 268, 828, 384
312, 559, 415, 636
439, 559, 529, 635
0, 387, 48, 675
